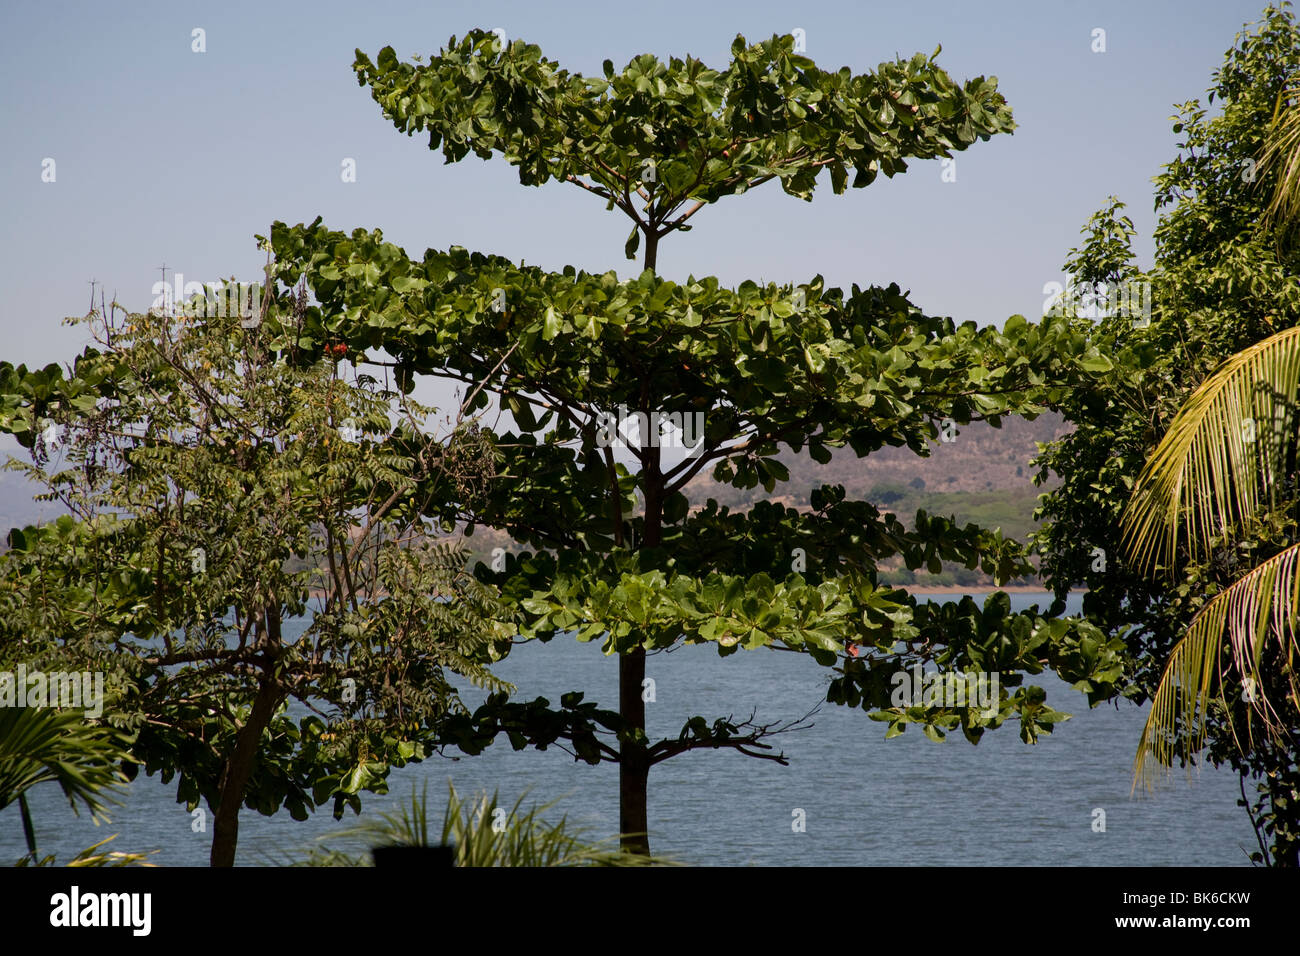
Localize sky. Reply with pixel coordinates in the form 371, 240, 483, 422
0, 0, 1283, 401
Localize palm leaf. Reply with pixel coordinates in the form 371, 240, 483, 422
0, 706, 130, 821
1120, 324, 1300, 576
1258, 85, 1300, 246
278, 781, 674, 866
1135, 541, 1300, 788
16, 835, 159, 867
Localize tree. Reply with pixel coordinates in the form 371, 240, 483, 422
253, 29, 1130, 857
0, 284, 512, 865
1032, 3, 1300, 865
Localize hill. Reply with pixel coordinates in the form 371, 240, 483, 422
679, 412, 1071, 586
1, 415, 1072, 587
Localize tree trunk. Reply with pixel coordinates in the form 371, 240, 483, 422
18, 793, 37, 861
209, 676, 280, 867
614, 228, 660, 856
619, 648, 650, 855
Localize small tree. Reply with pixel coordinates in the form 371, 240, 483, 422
0, 281, 512, 865
263, 30, 1126, 855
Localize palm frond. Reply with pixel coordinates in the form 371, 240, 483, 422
1133, 589, 1227, 789
279, 781, 675, 866
1258, 85, 1300, 244
1135, 541, 1300, 788
0, 706, 130, 821
1120, 325, 1300, 576
1221, 542, 1300, 742
16, 834, 159, 867
439, 783, 653, 867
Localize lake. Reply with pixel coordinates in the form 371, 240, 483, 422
0, 592, 1261, 866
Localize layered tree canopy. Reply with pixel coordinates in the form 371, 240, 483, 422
353, 31, 1013, 259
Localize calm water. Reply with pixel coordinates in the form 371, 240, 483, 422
0, 593, 1260, 866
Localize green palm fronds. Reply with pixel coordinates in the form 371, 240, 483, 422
438, 783, 665, 867
1125, 324, 1300, 787
1134, 542, 1300, 787
1222, 542, 1300, 740
0, 705, 132, 861
0, 706, 130, 820
1121, 325, 1300, 576
16, 834, 158, 867
1132, 593, 1222, 789
284, 781, 673, 867
1258, 85, 1300, 245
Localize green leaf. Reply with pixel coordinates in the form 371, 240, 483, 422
543, 307, 561, 340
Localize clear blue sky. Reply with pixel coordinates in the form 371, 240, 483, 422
0, 0, 1278, 379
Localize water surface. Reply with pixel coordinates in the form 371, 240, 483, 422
0, 592, 1260, 866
